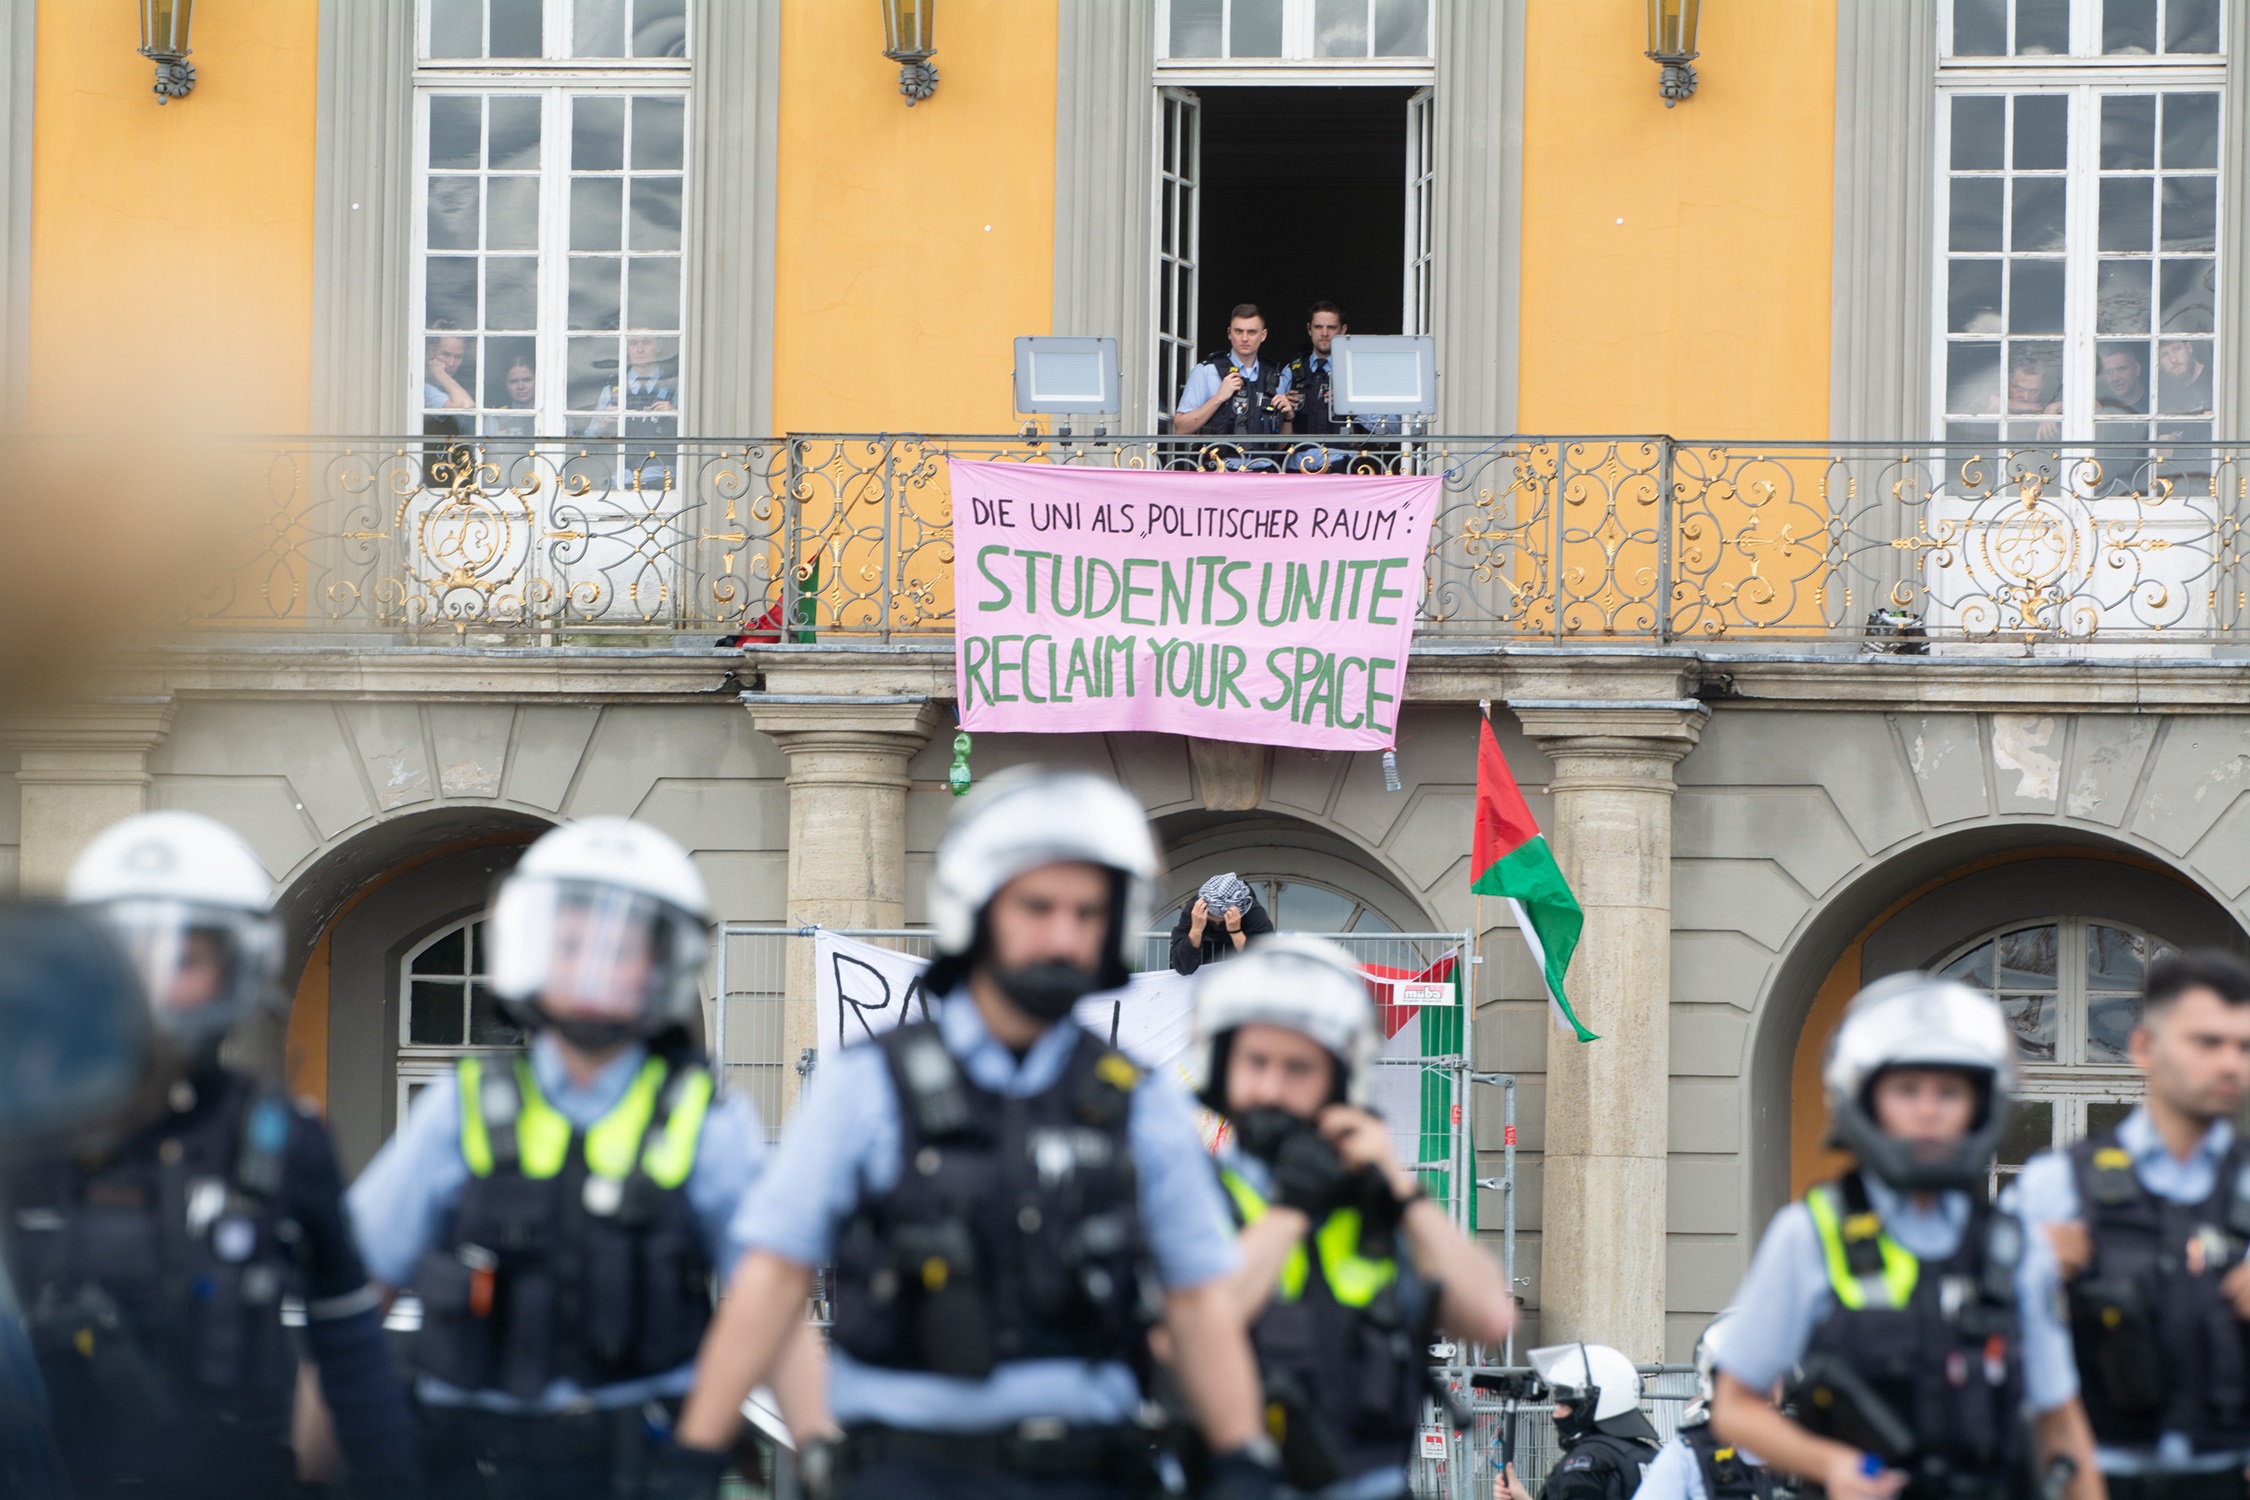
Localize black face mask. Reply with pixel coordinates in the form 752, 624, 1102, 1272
1552, 1397, 1600, 1447
1231, 1106, 1310, 1162
992, 960, 1101, 1022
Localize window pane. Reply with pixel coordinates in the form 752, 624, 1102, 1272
468, 985, 523, 1045
484, 336, 537, 410
1315, 0, 1368, 57
632, 0, 688, 57
1373, 0, 1427, 55
488, 98, 540, 169
1950, 259, 2005, 333
429, 0, 481, 57
1948, 342, 2004, 415
1954, 97, 2005, 169
568, 335, 619, 411
570, 257, 622, 329
2165, 0, 2221, 51
485, 256, 537, 328
2104, 0, 2157, 52
409, 980, 466, 1044
1998, 925, 2059, 985
2013, 179, 2068, 253
2098, 260, 2153, 334
485, 176, 539, 251
1955, 0, 2006, 53
426, 257, 478, 327
2087, 925, 2156, 987
2161, 178, 2216, 252
2160, 258, 2217, 331
2096, 341, 2152, 412
2015, 0, 2070, 53
574, 0, 627, 56
427, 177, 478, 251
2162, 94, 2219, 170
1172, 0, 1223, 56
574, 96, 626, 172
2157, 338, 2213, 411
1273, 881, 1353, 933
2010, 259, 2066, 333
2101, 95, 2157, 170
1952, 178, 2004, 251
2101, 178, 2154, 252
2002, 994, 2059, 1061
2087, 993, 2144, 1063
1232, 0, 1285, 56
2013, 96, 2069, 171
1350, 905, 1399, 934
627, 256, 681, 330
430, 97, 481, 169
630, 178, 682, 251
2007, 343, 2062, 432
633, 97, 686, 170
413, 927, 467, 975
573, 177, 622, 251
1999, 1099, 2055, 1166
490, 0, 542, 57
2086, 1099, 2139, 1137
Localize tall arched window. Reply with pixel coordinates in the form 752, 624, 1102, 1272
397, 913, 522, 1120
1161, 875, 1402, 936
1936, 916, 2171, 1191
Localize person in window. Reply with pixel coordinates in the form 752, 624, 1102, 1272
2007, 357, 2063, 445
1173, 305, 1295, 471
2098, 346, 2151, 416
487, 358, 538, 444
2009, 949, 2250, 1500
1283, 301, 1388, 473
1169, 873, 1275, 976
423, 329, 475, 416
2156, 340, 2212, 418
588, 333, 679, 437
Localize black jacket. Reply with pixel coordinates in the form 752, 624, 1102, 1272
1168, 897, 1275, 975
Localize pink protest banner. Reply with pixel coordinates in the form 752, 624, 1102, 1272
950, 460, 1440, 751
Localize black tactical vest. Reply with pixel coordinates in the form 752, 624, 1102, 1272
410, 1051, 717, 1400
1194, 352, 1287, 438
1285, 353, 1342, 436
1792, 1172, 2026, 1498
4, 1071, 300, 1461
1681, 1423, 1779, 1500
1546, 1431, 1662, 1500
2066, 1128, 2250, 1452
1219, 1166, 1427, 1488
829, 1020, 1156, 1378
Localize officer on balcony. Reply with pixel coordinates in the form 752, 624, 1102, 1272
1, 812, 423, 1499
1174, 303, 1296, 471
663, 768, 1282, 1500
345, 817, 828, 1499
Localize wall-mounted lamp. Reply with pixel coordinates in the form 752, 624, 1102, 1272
880, 0, 938, 107
1645, 0, 1700, 107
138, 0, 197, 103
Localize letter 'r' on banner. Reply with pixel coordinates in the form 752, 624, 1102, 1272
948, 460, 1441, 753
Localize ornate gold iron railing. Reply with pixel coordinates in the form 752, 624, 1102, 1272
178, 434, 2250, 646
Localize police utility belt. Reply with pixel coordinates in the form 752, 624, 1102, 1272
822, 1420, 1161, 1488
2067, 1128, 2250, 1458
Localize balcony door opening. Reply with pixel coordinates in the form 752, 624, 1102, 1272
1158, 84, 1419, 418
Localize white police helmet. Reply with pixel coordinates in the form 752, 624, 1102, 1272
1192, 934, 1379, 1112
923, 767, 1160, 1000
488, 818, 711, 1048
1822, 971, 2018, 1191
1528, 1342, 1642, 1423
1688, 1309, 1740, 1419
65, 811, 281, 1057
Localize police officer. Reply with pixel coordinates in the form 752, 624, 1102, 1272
1634, 1312, 1778, 1500
667, 767, 1280, 1500
1173, 303, 1297, 470
346, 817, 826, 1498
2012, 948, 2250, 1500
1495, 1344, 1661, 1500
0, 811, 423, 1498
1706, 973, 2099, 1500
1193, 934, 1515, 1498
1280, 302, 1357, 474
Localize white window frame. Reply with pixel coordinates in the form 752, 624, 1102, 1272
1156, 0, 1436, 85
412, 0, 692, 440
1931, 1, 2225, 444
396, 913, 521, 1124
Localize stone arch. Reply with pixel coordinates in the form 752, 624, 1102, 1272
1150, 807, 1445, 936
1741, 819, 2249, 1225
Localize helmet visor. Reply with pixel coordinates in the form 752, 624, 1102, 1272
92, 897, 276, 1040
489, 877, 701, 1027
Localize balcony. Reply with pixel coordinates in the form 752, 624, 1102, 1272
173, 434, 2250, 653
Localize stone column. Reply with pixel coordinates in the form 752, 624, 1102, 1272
12, 697, 178, 895
1511, 699, 1705, 1360
745, 697, 940, 1106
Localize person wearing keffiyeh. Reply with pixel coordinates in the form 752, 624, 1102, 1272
1168, 872, 1274, 975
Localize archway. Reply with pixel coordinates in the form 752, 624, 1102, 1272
1743, 823, 2250, 1226
1151, 807, 1443, 937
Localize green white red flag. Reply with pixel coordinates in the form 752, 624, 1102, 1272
1472, 714, 1594, 1041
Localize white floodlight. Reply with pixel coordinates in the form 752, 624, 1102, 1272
1012, 336, 1120, 417
1330, 335, 1437, 417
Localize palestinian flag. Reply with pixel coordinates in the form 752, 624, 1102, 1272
1473, 715, 1594, 1041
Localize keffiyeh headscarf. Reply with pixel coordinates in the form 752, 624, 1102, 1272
1198, 872, 1254, 914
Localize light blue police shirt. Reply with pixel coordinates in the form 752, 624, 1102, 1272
734, 990, 1240, 1433
1635, 1431, 1770, 1500
2011, 1106, 2248, 1474
1715, 1173, 2075, 1415
346, 1033, 767, 1413
1178, 356, 1293, 418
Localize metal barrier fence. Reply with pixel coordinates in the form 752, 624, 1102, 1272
174, 434, 2250, 647
1415, 1365, 1700, 1500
